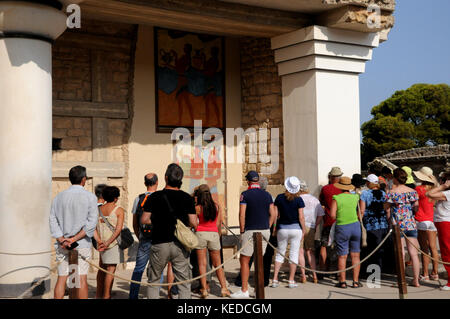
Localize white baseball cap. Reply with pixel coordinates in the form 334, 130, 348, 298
367, 174, 379, 184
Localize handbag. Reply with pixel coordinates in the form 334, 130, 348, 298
357, 202, 368, 248
98, 206, 134, 250
162, 192, 199, 252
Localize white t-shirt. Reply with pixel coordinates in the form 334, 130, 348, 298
434, 190, 450, 223
300, 194, 325, 228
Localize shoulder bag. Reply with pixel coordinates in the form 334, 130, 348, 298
162, 192, 199, 252
357, 201, 368, 248
97, 206, 134, 250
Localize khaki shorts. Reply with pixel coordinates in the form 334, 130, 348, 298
196, 231, 221, 251
301, 226, 316, 250
240, 229, 270, 257
55, 245, 91, 276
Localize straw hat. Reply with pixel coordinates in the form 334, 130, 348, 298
284, 176, 301, 194
334, 176, 355, 191
413, 167, 438, 185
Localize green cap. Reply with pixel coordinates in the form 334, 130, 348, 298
402, 166, 415, 184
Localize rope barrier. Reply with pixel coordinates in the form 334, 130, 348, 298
400, 228, 450, 266
262, 228, 393, 275
80, 239, 253, 287
223, 222, 393, 275
0, 250, 54, 256
17, 261, 61, 299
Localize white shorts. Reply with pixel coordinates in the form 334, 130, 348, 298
240, 229, 270, 257
55, 245, 91, 276
416, 221, 437, 231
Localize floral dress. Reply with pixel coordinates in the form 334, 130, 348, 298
385, 191, 419, 231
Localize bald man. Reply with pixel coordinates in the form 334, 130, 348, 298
129, 173, 158, 299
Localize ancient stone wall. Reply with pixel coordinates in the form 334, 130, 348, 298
51, 19, 137, 217
239, 37, 284, 185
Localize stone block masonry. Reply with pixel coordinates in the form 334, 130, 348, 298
239, 37, 284, 186
50, 19, 137, 272
51, 19, 137, 214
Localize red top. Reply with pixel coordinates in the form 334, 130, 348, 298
196, 206, 219, 232
319, 184, 342, 227
414, 185, 435, 222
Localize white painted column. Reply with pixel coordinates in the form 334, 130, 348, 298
271, 26, 379, 195
0, 1, 66, 297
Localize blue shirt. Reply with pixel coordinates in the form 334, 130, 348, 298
240, 188, 273, 231
274, 194, 305, 229
49, 185, 98, 249
360, 189, 388, 231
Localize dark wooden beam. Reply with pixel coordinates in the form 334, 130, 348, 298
53, 100, 129, 119
81, 0, 313, 37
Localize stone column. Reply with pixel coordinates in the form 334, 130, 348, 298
271, 26, 379, 195
0, 1, 67, 297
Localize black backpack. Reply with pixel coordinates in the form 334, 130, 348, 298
136, 193, 152, 239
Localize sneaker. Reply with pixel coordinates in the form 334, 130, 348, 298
441, 285, 450, 291
271, 280, 279, 288
230, 289, 250, 299
288, 281, 298, 288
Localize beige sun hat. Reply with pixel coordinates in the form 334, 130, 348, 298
329, 167, 343, 177
334, 176, 355, 191
413, 167, 438, 185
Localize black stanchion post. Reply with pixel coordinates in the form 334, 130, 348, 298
68, 249, 79, 299
392, 224, 407, 299
253, 232, 265, 299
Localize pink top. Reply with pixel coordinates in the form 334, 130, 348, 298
196, 206, 218, 232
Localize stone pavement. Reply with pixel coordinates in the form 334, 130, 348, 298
40, 258, 450, 300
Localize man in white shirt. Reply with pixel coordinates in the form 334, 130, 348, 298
49, 165, 98, 299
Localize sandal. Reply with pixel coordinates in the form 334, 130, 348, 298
300, 276, 307, 284
430, 274, 439, 281
352, 281, 363, 288
200, 289, 208, 299
271, 280, 279, 288
221, 288, 231, 297
335, 282, 347, 289
419, 275, 430, 281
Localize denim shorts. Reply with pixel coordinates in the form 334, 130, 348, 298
401, 229, 418, 238
335, 222, 361, 256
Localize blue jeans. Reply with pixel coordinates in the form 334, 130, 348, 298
129, 239, 163, 299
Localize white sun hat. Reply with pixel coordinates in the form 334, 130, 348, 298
366, 174, 379, 184
284, 176, 301, 194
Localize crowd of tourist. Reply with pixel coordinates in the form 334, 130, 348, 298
49, 162, 450, 299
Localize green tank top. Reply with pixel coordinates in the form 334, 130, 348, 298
333, 193, 359, 226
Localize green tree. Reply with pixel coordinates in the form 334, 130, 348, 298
361, 83, 450, 167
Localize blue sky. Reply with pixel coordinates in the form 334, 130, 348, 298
359, 0, 450, 126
